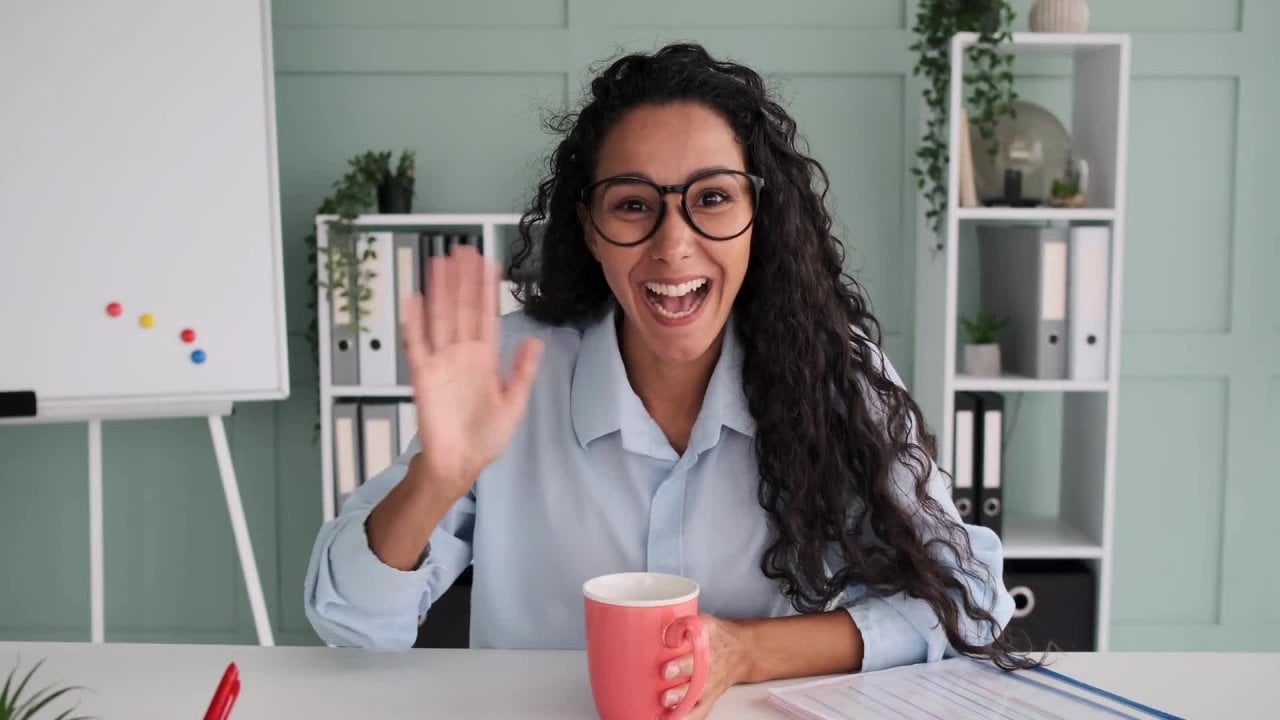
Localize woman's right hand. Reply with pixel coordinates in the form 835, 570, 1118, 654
400, 245, 543, 502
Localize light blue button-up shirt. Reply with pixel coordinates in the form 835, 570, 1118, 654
304, 307, 1013, 672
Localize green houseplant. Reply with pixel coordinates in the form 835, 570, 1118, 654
911, 0, 1018, 253
960, 311, 1008, 377
303, 149, 416, 369
1, 658, 92, 720
302, 149, 415, 438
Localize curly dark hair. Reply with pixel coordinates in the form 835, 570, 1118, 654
509, 42, 1028, 669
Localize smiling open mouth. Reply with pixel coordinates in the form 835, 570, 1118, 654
643, 278, 712, 320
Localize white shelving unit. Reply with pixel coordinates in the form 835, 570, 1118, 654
316, 213, 523, 524
913, 33, 1130, 650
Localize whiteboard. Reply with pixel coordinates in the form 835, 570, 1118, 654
0, 0, 289, 422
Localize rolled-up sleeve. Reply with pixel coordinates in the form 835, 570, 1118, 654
303, 438, 476, 649
841, 343, 1014, 672
845, 510, 1012, 671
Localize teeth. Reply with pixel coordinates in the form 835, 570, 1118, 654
644, 278, 708, 297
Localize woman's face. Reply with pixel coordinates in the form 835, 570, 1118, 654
581, 101, 753, 364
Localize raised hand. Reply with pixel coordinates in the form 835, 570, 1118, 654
400, 245, 543, 502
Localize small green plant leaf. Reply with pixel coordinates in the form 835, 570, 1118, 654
7, 660, 45, 713
14, 685, 85, 720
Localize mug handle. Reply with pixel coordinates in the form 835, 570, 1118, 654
662, 614, 710, 719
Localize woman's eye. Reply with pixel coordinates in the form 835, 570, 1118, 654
696, 190, 729, 207
614, 198, 651, 213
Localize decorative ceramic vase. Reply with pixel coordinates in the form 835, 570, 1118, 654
1029, 0, 1090, 33
964, 344, 1002, 377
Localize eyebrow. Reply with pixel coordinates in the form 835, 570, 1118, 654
602, 165, 744, 184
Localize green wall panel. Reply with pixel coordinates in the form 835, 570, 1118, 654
603, 0, 903, 29
0, 424, 89, 640
1113, 379, 1227, 625
775, 74, 907, 336
274, 0, 569, 28
1267, 377, 1280, 624
1124, 78, 1237, 334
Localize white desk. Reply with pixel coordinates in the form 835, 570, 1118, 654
1, 642, 1275, 718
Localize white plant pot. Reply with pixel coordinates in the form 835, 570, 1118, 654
1029, 0, 1090, 33
964, 343, 1002, 377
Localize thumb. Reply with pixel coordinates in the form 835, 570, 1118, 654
501, 338, 544, 418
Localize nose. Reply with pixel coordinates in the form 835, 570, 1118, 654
649, 194, 696, 263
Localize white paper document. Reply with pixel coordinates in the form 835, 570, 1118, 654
768, 658, 1182, 720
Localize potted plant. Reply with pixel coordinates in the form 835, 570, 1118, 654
960, 311, 1008, 377
368, 149, 416, 214
911, 0, 1018, 253
1, 658, 93, 719
1048, 153, 1088, 208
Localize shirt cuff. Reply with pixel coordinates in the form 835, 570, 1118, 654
327, 512, 433, 615
847, 596, 930, 673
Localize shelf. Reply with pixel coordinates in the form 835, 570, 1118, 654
316, 213, 522, 228
1002, 514, 1104, 560
954, 32, 1128, 54
954, 207, 1117, 223
327, 385, 414, 398
953, 374, 1110, 393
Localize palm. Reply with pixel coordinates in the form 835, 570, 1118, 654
413, 340, 510, 482
401, 247, 542, 500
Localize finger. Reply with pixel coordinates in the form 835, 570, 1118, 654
456, 246, 483, 342
662, 655, 695, 681
501, 338, 544, 416
427, 254, 454, 350
479, 256, 499, 348
661, 684, 688, 709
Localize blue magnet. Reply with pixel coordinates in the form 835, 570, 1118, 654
191, 349, 207, 364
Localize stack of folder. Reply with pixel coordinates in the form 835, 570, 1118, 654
330, 231, 494, 388
976, 224, 1111, 381
332, 400, 418, 510
951, 391, 1004, 536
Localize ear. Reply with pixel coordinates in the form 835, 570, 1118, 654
577, 202, 600, 262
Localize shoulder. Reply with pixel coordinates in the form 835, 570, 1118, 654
849, 322, 906, 391
498, 310, 586, 370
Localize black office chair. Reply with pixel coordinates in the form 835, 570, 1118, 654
414, 566, 473, 648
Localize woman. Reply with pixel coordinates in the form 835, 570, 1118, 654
305, 43, 1019, 717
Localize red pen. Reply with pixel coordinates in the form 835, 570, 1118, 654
204, 663, 239, 720
221, 677, 241, 720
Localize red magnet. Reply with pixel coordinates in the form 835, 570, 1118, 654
181, 328, 197, 343
106, 302, 123, 317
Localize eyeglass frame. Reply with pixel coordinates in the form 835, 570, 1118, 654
577, 168, 766, 247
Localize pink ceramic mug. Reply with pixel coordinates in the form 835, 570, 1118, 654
583, 572, 711, 720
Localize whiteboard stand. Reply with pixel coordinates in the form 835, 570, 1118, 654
79, 408, 274, 647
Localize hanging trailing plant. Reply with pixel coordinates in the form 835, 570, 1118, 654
911, 0, 1018, 253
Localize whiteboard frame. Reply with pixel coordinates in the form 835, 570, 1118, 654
0, 0, 290, 425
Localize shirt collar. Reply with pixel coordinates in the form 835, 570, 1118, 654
570, 305, 756, 452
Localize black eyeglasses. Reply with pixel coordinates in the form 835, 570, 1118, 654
578, 169, 765, 247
